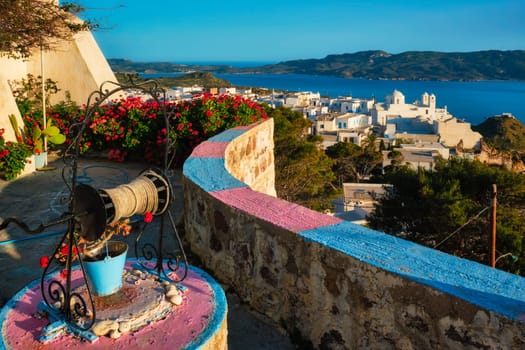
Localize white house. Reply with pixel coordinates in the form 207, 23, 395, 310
329, 97, 374, 114
219, 87, 236, 95
400, 142, 450, 159
314, 112, 372, 147
333, 183, 393, 225
284, 92, 321, 108
335, 113, 371, 130
434, 117, 482, 149
382, 149, 441, 172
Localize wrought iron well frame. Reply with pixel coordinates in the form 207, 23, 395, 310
2, 78, 188, 334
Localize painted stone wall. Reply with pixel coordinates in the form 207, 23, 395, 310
224, 121, 276, 197
183, 119, 525, 349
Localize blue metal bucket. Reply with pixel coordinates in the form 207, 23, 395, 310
83, 241, 127, 296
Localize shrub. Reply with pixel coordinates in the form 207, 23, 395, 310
48, 93, 268, 166
0, 128, 32, 180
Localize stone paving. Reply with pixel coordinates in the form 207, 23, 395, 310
0, 156, 295, 349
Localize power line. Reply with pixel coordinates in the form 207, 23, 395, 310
433, 206, 490, 249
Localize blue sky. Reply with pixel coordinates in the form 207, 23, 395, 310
78, 0, 525, 63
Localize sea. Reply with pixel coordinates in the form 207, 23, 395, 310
141, 72, 525, 126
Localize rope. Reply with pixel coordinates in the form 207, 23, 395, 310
103, 175, 160, 224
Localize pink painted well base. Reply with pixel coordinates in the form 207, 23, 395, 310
0, 260, 226, 350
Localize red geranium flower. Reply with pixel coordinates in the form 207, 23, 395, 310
39, 256, 50, 268
144, 212, 153, 223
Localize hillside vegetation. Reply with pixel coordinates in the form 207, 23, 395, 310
473, 115, 525, 152
116, 72, 231, 89
109, 50, 525, 81
110, 59, 236, 74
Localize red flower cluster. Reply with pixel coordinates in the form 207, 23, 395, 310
0, 128, 32, 180
108, 149, 128, 162
43, 93, 267, 165
39, 242, 83, 269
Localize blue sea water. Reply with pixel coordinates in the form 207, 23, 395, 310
142, 72, 525, 126
174, 61, 275, 68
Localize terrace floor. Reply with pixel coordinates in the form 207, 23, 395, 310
0, 155, 295, 349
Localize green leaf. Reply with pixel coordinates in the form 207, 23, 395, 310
43, 126, 60, 137
48, 134, 66, 145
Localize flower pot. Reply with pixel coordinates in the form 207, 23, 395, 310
34, 152, 47, 169
83, 241, 128, 296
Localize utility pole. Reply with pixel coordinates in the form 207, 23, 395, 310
490, 184, 497, 267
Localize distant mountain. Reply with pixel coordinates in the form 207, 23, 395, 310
109, 50, 525, 81
246, 50, 525, 81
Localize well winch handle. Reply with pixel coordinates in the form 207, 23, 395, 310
0, 213, 82, 235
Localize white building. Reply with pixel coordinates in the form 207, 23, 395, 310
335, 113, 371, 131
315, 114, 338, 133
434, 117, 482, 149
333, 183, 392, 225
166, 85, 204, 101
302, 106, 329, 120
371, 90, 481, 150
219, 87, 236, 95
371, 90, 452, 126
314, 112, 372, 147
329, 97, 375, 114
383, 116, 436, 140
400, 142, 450, 159
382, 149, 441, 172
284, 92, 321, 108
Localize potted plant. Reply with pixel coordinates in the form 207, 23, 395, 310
9, 112, 66, 168
10, 74, 66, 167
28, 117, 66, 168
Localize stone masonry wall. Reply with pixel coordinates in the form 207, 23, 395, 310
224, 120, 276, 196
183, 119, 525, 349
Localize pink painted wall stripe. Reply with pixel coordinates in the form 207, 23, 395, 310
189, 142, 229, 158
212, 187, 342, 232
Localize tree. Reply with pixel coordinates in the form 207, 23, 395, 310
270, 106, 339, 210
0, 0, 94, 59
325, 135, 383, 183
368, 157, 525, 275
